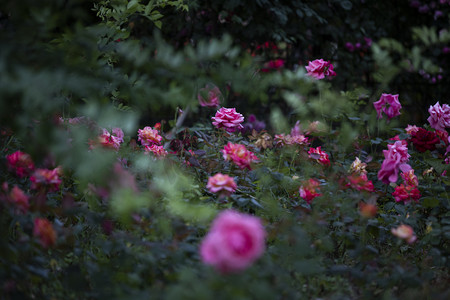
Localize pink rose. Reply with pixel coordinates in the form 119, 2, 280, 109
198, 84, 223, 107
138, 126, 162, 146
6, 151, 35, 178
206, 173, 237, 196
373, 93, 402, 120
212, 107, 244, 133
33, 218, 57, 248
308, 146, 330, 166
222, 142, 258, 170
200, 210, 266, 273
299, 178, 322, 204
8, 186, 29, 214
305, 59, 336, 80
98, 128, 124, 150
377, 141, 411, 184
30, 167, 62, 192
144, 144, 168, 157
427, 101, 450, 131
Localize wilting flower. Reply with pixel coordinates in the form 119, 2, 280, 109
378, 141, 411, 184
392, 184, 421, 204
308, 147, 330, 166
138, 126, 162, 146
347, 173, 374, 192
206, 173, 237, 196
200, 210, 266, 273
373, 93, 402, 120
274, 134, 309, 147
8, 186, 29, 214
299, 178, 322, 204
305, 59, 336, 79
144, 144, 168, 157
212, 107, 245, 133
222, 142, 258, 170
410, 127, 440, 153
350, 157, 367, 175
98, 128, 124, 150
6, 151, 35, 178
391, 224, 417, 244
427, 101, 450, 131
249, 131, 273, 149
30, 168, 62, 192
198, 84, 223, 107
359, 202, 377, 218
33, 218, 57, 248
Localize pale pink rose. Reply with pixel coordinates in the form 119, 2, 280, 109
6, 151, 35, 178
391, 224, 417, 244
138, 126, 162, 146
144, 144, 168, 157
200, 210, 266, 273
427, 101, 450, 131
222, 142, 258, 170
212, 107, 244, 133
198, 84, 222, 107
206, 173, 237, 196
405, 124, 420, 135
373, 93, 402, 120
305, 59, 336, 80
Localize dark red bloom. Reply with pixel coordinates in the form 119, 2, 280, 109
409, 128, 440, 152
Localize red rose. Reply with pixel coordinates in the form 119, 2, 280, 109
409, 128, 440, 152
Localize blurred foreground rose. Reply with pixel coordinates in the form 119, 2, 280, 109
391, 224, 417, 244
33, 218, 57, 248
198, 83, 222, 107
200, 210, 266, 273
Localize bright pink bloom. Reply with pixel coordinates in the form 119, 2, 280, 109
401, 169, 419, 186
391, 224, 417, 244
222, 142, 258, 170
198, 84, 222, 107
378, 141, 411, 184
308, 146, 330, 166
299, 179, 322, 204
305, 59, 336, 79
347, 173, 374, 192
98, 128, 124, 150
373, 93, 402, 120
200, 210, 266, 273
6, 151, 35, 178
8, 186, 29, 213
427, 101, 450, 131
144, 144, 168, 157
138, 126, 162, 146
30, 168, 62, 192
392, 184, 421, 204
206, 173, 237, 196
212, 107, 244, 133
261, 59, 285, 72
33, 218, 57, 248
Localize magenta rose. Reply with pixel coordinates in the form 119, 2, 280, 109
373, 93, 402, 120
200, 210, 266, 273
409, 128, 440, 152
377, 141, 411, 184
212, 107, 244, 133
305, 59, 336, 80
427, 101, 450, 131
198, 84, 222, 107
